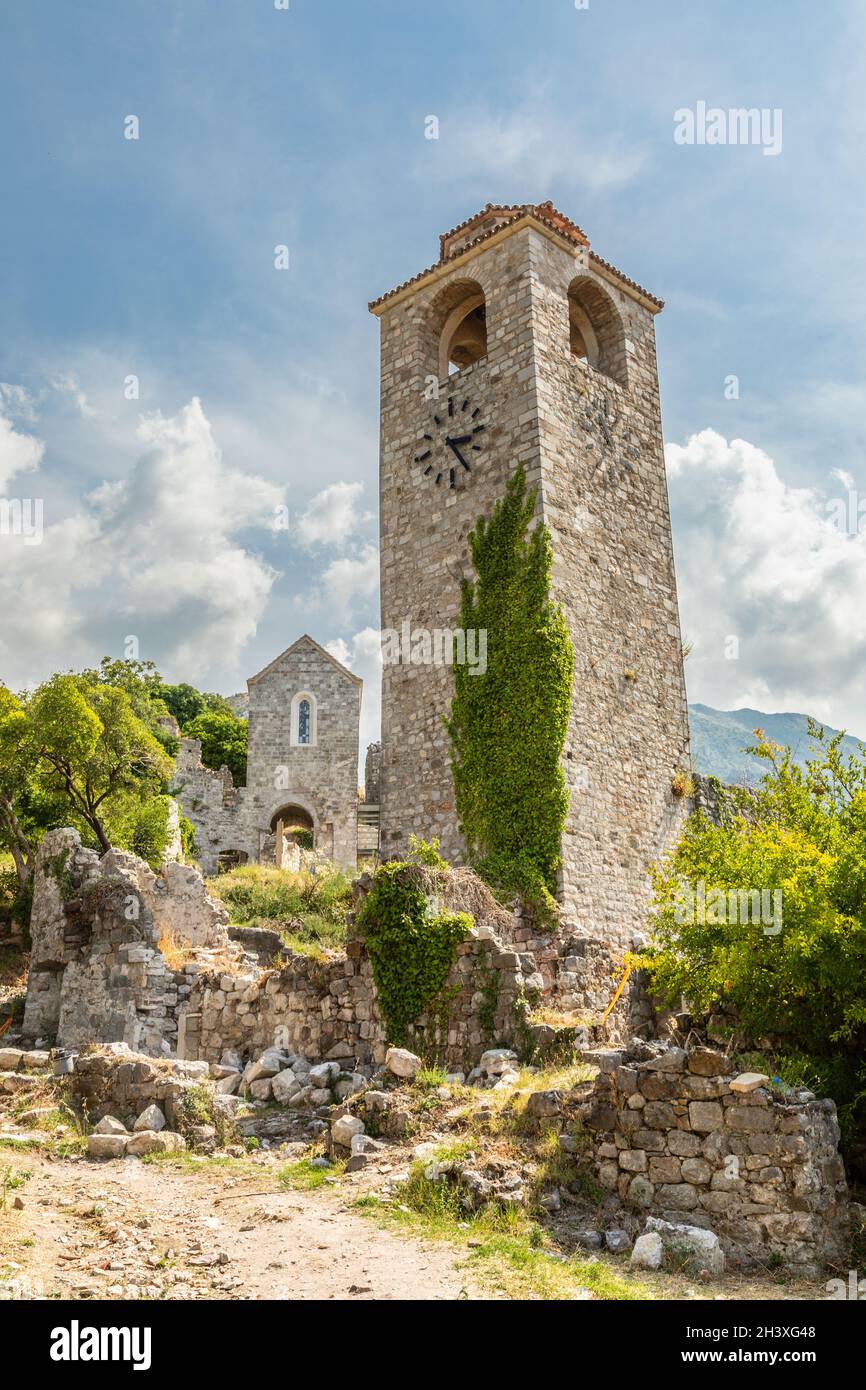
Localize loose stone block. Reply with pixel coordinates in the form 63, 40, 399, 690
730, 1072, 770, 1094
88, 1133, 128, 1159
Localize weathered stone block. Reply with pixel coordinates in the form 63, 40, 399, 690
688, 1101, 724, 1133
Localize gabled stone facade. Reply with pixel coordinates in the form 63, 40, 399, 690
174, 634, 362, 874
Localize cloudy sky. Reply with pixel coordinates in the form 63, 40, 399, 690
1, 0, 865, 754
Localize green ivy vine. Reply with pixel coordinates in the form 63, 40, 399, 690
445, 464, 573, 924
355, 849, 471, 1050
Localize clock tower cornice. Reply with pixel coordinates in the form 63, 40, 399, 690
369, 201, 664, 317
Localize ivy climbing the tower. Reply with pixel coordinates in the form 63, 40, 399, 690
446, 464, 573, 923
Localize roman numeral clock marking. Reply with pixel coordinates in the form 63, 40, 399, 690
414, 395, 486, 488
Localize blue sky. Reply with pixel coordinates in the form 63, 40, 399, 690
2, 0, 866, 752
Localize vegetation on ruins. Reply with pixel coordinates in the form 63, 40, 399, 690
0, 658, 246, 909
355, 837, 471, 1050
642, 723, 866, 1148
446, 465, 573, 924
0, 675, 172, 876
208, 861, 353, 954
156, 679, 249, 784
181, 707, 248, 787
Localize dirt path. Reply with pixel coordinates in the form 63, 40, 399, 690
1, 1153, 486, 1301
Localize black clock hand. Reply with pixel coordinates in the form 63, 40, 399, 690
446, 434, 473, 446
446, 438, 470, 469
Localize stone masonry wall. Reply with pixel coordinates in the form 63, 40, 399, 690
245, 636, 361, 868
23, 834, 639, 1067
183, 873, 642, 1071
587, 1042, 849, 1274
373, 208, 691, 949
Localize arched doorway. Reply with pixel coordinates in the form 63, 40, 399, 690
217, 849, 249, 873
270, 803, 315, 867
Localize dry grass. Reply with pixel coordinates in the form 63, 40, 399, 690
528, 1006, 596, 1028
158, 929, 194, 971
444, 866, 514, 934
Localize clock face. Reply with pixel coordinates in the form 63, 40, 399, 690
414, 393, 486, 488
580, 393, 641, 487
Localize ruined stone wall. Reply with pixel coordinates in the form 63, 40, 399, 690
22, 829, 235, 1056
23, 832, 638, 1068
587, 1044, 849, 1274
174, 739, 253, 877
182, 877, 640, 1071
70, 1049, 210, 1130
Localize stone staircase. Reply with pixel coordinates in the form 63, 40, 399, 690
357, 803, 380, 859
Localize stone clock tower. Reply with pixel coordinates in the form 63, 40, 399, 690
369, 203, 690, 944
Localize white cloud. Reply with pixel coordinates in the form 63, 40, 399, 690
51, 372, 96, 419
321, 544, 379, 613
0, 396, 286, 684
668, 428, 866, 736
0, 408, 44, 493
831, 467, 855, 491
0, 383, 39, 424
429, 103, 647, 194
296, 480, 371, 549
326, 626, 382, 758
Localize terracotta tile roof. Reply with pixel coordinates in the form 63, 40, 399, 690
369, 201, 663, 312
437, 200, 589, 260
589, 250, 664, 310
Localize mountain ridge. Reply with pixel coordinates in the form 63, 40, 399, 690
688, 704, 866, 785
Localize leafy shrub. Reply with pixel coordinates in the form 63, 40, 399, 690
179, 813, 197, 861
356, 855, 471, 1050
642, 724, 866, 1148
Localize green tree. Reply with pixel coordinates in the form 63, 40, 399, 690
445, 465, 573, 920
643, 724, 866, 1141
0, 687, 38, 888
80, 657, 167, 727
183, 707, 248, 786
29, 675, 172, 853
157, 682, 206, 729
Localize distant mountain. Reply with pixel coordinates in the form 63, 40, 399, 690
688, 705, 866, 785
225, 692, 249, 720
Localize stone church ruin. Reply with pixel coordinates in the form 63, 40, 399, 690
174, 633, 371, 874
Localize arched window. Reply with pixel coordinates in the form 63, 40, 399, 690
290, 691, 317, 747
430, 279, 488, 381
567, 276, 628, 388
297, 699, 311, 745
